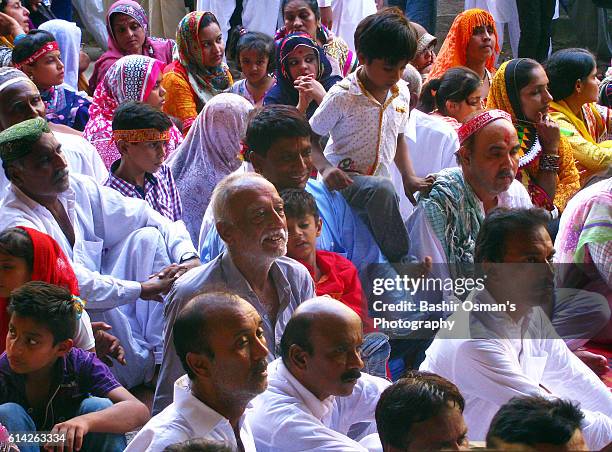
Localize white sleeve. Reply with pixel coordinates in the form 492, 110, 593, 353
309, 89, 344, 137
406, 207, 448, 265
72, 309, 96, 351
336, 373, 390, 427
318, 0, 332, 6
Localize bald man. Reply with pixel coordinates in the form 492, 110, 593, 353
153, 172, 316, 414
127, 292, 268, 451
250, 296, 390, 451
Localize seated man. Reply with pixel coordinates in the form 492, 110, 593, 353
391, 63, 458, 219
0, 67, 107, 194
420, 208, 612, 450
0, 282, 149, 452
153, 172, 315, 414
127, 292, 268, 451
487, 396, 589, 451
407, 109, 532, 281
249, 297, 390, 451
0, 118, 201, 389
374, 371, 469, 451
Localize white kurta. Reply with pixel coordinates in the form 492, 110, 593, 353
126, 375, 257, 452
420, 289, 612, 450
0, 174, 197, 387
391, 109, 459, 220
249, 358, 389, 451
318, 0, 377, 53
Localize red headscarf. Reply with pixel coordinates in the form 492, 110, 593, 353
0, 227, 79, 352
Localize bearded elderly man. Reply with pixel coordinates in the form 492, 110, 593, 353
407, 109, 533, 281
0, 118, 201, 389
249, 297, 390, 451
153, 172, 316, 414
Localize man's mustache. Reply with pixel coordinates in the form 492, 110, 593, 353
341, 368, 361, 382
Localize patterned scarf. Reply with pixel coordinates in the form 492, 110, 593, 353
420, 167, 483, 278
427, 8, 499, 81
176, 11, 232, 107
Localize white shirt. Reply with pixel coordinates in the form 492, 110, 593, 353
0, 173, 196, 310
407, 177, 533, 266
317, 0, 377, 53
310, 69, 411, 178
420, 289, 612, 450
391, 109, 460, 219
249, 359, 389, 451
126, 375, 257, 452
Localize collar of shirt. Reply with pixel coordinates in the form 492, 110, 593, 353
106, 159, 159, 194
346, 68, 401, 106
271, 358, 335, 422
172, 375, 248, 440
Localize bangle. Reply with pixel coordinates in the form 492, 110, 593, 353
13, 33, 26, 43
539, 154, 560, 172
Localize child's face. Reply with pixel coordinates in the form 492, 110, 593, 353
239, 49, 269, 84
29, 50, 64, 90
286, 214, 321, 262
145, 72, 166, 110
0, 251, 31, 298
6, 313, 71, 375
358, 57, 410, 92
121, 139, 168, 175
286, 46, 318, 81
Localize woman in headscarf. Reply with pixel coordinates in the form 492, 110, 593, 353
427, 8, 499, 98
276, 0, 357, 77
88, 0, 174, 94
544, 48, 612, 186
84, 54, 183, 169
265, 31, 341, 119
162, 11, 232, 135
167, 93, 253, 243
487, 58, 581, 213
12, 29, 91, 131
40, 19, 88, 93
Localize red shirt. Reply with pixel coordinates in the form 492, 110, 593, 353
298, 250, 374, 332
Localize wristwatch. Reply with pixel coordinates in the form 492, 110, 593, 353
179, 252, 199, 264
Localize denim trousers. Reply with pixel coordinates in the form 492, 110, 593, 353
0, 397, 127, 452
405, 0, 437, 33
361, 332, 391, 379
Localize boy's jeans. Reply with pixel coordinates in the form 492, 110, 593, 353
0, 397, 127, 452
361, 332, 391, 379
341, 175, 410, 263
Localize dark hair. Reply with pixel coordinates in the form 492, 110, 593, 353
487, 396, 584, 448
245, 105, 312, 157
376, 371, 466, 449
173, 291, 246, 379
198, 11, 219, 31
474, 208, 551, 263
12, 29, 56, 66
112, 101, 172, 132
163, 439, 233, 452
544, 48, 596, 101
0, 0, 9, 11
280, 188, 319, 221
280, 309, 314, 365
354, 7, 417, 65
8, 281, 77, 344
0, 227, 33, 272
419, 66, 481, 114
227, 29, 275, 74
280, 0, 327, 43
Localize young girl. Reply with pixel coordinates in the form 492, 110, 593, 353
12, 29, 91, 131
227, 30, 275, 107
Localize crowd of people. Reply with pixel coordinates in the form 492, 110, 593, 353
0, 0, 610, 451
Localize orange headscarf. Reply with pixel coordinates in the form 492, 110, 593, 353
427, 9, 499, 82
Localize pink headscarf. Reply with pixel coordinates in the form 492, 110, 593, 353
88, 0, 174, 93
84, 55, 183, 169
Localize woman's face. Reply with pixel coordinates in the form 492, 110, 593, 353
283, 0, 318, 40
286, 45, 318, 81
0, 251, 30, 298
466, 24, 496, 65
199, 22, 224, 68
28, 49, 64, 90
447, 85, 483, 123
577, 65, 600, 105
111, 12, 146, 55
3, 0, 30, 33
145, 71, 166, 109
412, 44, 436, 75
519, 65, 553, 122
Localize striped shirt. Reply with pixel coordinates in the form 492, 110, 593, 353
104, 160, 182, 221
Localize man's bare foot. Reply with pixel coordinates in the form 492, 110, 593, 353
574, 349, 609, 376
